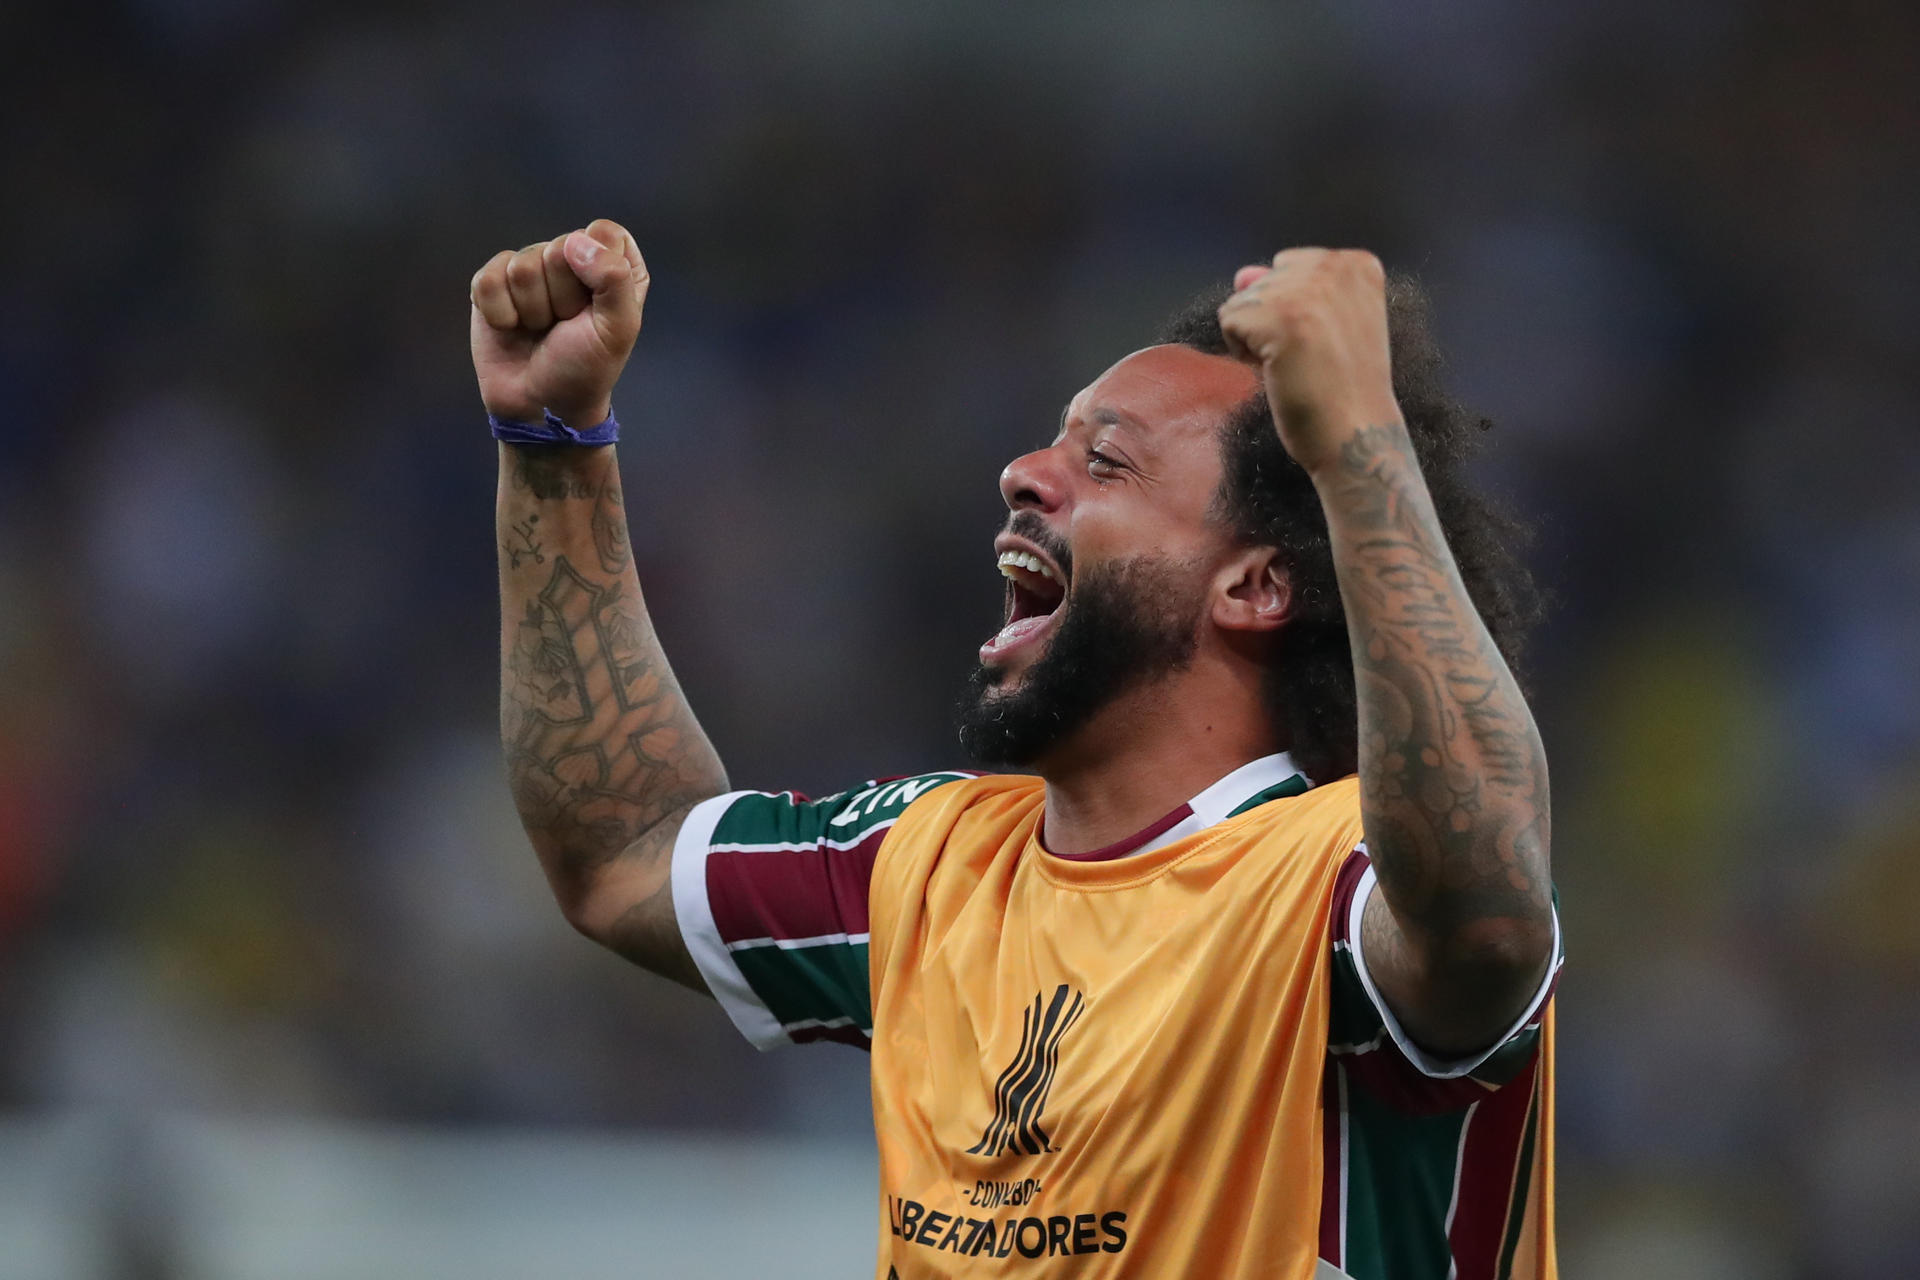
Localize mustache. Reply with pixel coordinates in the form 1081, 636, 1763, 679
1003, 511, 1074, 583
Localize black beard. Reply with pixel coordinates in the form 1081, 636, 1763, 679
956, 553, 1205, 769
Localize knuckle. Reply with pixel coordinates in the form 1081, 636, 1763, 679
505, 252, 543, 285
472, 253, 510, 291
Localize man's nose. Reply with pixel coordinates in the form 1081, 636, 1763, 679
999, 447, 1066, 513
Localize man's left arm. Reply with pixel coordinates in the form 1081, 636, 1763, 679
1221, 250, 1554, 1058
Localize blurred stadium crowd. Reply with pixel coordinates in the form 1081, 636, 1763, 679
1, 1, 1915, 1276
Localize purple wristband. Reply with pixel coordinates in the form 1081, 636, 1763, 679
489, 409, 620, 446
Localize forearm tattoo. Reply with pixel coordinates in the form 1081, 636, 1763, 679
1325, 424, 1551, 949
499, 446, 724, 982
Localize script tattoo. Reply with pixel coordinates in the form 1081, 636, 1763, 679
510, 449, 598, 500
1326, 423, 1550, 1040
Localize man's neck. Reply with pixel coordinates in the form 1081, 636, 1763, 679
1036, 679, 1281, 856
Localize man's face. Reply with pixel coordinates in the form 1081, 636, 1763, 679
957, 344, 1262, 768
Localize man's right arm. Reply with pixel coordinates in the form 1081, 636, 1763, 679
473, 221, 728, 993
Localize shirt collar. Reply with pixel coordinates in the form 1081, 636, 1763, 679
1046, 752, 1313, 863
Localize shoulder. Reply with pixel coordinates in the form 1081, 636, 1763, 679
1289, 773, 1361, 820
705, 771, 980, 849
879, 771, 1044, 832
872, 773, 1043, 885
1230, 774, 1365, 854
899, 771, 1043, 817
878, 772, 1044, 853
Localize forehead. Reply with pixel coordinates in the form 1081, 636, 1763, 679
1066, 344, 1259, 457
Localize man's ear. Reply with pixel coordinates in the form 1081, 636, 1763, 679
1211, 547, 1290, 634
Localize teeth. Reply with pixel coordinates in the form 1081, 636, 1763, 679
997, 550, 1062, 587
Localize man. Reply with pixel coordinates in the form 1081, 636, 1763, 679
471, 219, 1559, 1279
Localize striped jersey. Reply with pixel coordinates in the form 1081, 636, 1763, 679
671, 754, 1561, 1278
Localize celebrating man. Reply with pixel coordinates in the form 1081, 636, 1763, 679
471, 219, 1559, 1279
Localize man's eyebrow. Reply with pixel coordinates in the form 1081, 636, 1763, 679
1049, 403, 1149, 448
1091, 405, 1148, 433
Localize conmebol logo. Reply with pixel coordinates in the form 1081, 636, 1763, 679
967, 985, 1085, 1158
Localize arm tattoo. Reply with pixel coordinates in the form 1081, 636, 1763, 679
591, 476, 632, 575
1322, 423, 1551, 1043
509, 448, 600, 501
502, 514, 545, 569
499, 445, 725, 985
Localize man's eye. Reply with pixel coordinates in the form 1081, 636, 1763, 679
1088, 450, 1122, 472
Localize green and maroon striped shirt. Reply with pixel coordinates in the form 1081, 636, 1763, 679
671, 756, 1562, 1279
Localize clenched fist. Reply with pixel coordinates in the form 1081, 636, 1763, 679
1217, 248, 1402, 476
469, 219, 648, 428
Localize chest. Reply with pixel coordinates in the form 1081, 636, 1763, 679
873, 849, 1331, 1174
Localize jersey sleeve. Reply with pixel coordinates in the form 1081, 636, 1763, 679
1327, 846, 1563, 1110
670, 772, 975, 1051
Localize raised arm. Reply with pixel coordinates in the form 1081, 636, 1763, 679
1221, 250, 1554, 1056
470, 220, 727, 993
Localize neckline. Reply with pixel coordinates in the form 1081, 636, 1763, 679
1039, 753, 1313, 864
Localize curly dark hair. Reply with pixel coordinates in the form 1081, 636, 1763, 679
1158, 275, 1546, 784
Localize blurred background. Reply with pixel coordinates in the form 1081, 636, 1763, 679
2, 0, 1916, 1276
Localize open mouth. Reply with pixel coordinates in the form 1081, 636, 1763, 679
980, 546, 1068, 667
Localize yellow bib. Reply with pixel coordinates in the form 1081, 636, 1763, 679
867, 773, 1366, 1278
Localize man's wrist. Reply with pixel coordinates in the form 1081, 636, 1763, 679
1302, 420, 1432, 520
1292, 413, 1408, 483
499, 437, 618, 503
489, 405, 620, 447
